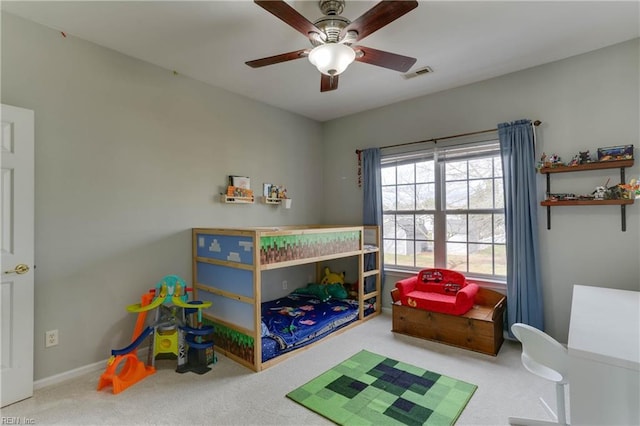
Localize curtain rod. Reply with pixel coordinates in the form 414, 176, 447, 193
355, 120, 542, 154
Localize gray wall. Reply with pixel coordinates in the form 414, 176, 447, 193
2, 13, 323, 380
2, 11, 639, 381
323, 38, 640, 342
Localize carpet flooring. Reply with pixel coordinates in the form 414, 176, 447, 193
287, 349, 477, 425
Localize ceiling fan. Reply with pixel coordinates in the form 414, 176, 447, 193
246, 0, 419, 92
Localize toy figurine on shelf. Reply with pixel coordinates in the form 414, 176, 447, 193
579, 151, 592, 164
537, 152, 563, 169
568, 154, 580, 167
619, 178, 640, 199
592, 186, 607, 200
536, 152, 548, 171
548, 154, 562, 167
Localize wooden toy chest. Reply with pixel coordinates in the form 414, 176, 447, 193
391, 287, 506, 356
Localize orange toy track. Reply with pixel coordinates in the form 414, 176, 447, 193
97, 353, 155, 394
97, 292, 156, 394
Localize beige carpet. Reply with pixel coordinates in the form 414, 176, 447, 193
1, 310, 558, 425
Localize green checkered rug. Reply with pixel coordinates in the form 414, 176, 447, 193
286, 350, 477, 426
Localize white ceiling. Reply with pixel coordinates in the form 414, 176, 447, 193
2, 1, 638, 122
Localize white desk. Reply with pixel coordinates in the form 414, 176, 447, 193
568, 285, 640, 425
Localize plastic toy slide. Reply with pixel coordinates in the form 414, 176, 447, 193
111, 326, 154, 356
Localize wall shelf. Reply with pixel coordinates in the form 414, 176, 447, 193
220, 194, 254, 204
539, 159, 633, 174
540, 199, 634, 206
262, 197, 281, 205
539, 159, 635, 231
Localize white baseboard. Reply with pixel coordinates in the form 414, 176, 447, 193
34, 358, 107, 390
34, 348, 150, 390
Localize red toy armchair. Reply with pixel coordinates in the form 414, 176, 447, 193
395, 268, 478, 315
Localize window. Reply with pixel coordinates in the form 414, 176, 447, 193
381, 140, 506, 279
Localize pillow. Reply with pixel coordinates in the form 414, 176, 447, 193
261, 321, 270, 337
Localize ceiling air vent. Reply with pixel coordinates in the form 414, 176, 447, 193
402, 66, 433, 80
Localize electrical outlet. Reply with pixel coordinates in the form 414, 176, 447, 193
282, 280, 288, 290
45, 329, 58, 348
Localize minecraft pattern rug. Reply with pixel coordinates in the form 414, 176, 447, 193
286, 350, 477, 425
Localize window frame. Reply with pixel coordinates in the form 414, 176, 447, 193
381, 139, 506, 282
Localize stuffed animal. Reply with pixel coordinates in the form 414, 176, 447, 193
320, 267, 345, 285
292, 283, 347, 301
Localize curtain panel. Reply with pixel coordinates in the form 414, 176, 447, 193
361, 148, 384, 289
498, 119, 544, 332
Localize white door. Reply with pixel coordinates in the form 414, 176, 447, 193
1, 104, 35, 407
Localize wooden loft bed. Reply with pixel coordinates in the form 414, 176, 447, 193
192, 225, 381, 371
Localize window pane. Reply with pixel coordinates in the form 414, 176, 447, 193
469, 179, 494, 209
469, 158, 493, 179
416, 214, 434, 241
469, 214, 493, 243
494, 214, 505, 243
383, 215, 396, 238
494, 244, 506, 276
397, 185, 416, 210
446, 214, 467, 242
396, 240, 415, 267
416, 160, 434, 183
445, 181, 468, 209
416, 240, 434, 269
381, 166, 396, 185
445, 160, 467, 181
382, 186, 397, 211
469, 243, 493, 274
495, 178, 504, 208
416, 183, 435, 210
397, 163, 415, 184
396, 215, 415, 239
383, 239, 396, 264
447, 242, 467, 272
494, 157, 503, 177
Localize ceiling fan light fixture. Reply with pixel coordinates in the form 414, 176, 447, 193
308, 43, 355, 76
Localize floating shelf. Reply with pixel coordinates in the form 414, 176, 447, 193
221, 195, 254, 204
262, 197, 281, 205
539, 159, 633, 174
540, 199, 634, 206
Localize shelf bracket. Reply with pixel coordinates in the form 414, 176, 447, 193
546, 173, 551, 230
621, 167, 626, 231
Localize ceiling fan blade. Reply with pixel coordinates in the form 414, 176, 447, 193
320, 74, 339, 92
341, 0, 418, 42
254, 0, 324, 40
246, 49, 309, 68
354, 46, 416, 72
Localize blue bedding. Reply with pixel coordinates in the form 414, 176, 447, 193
261, 294, 362, 361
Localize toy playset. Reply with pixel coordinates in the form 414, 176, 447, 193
97, 275, 215, 394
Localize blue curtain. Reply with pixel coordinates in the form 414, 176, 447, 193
362, 148, 382, 226
498, 119, 544, 332
361, 148, 383, 293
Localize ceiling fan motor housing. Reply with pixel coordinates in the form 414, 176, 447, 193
312, 15, 351, 45
319, 0, 345, 16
